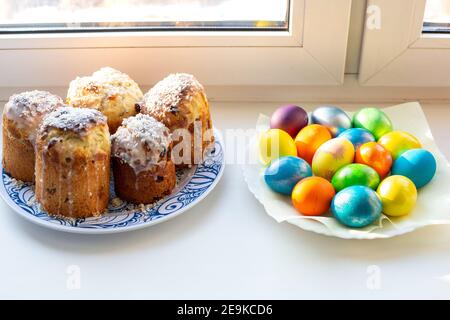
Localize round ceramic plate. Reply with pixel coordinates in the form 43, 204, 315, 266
0, 128, 224, 234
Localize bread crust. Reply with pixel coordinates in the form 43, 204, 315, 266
112, 158, 176, 205
67, 67, 143, 134
2, 117, 35, 182
35, 150, 110, 218
35, 107, 111, 218
140, 74, 215, 167
2, 91, 64, 182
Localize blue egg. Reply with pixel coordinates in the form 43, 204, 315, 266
331, 186, 382, 228
264, 156, 312, 195
391, 149, 436, 188
338, 128, 375, 149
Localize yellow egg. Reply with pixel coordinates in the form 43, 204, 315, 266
259, 129, 297, 166
377, 175, 417, 217
378, 131, 421, 160
312, 138, 355, 180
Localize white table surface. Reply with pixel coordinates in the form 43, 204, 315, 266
2, 102, 450, 300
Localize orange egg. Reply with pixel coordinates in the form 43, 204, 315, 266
295, 124, 332, 164
291, 177, 336, 216
355, 142, 393, 179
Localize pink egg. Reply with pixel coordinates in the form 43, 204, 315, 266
270, 105, 309, 138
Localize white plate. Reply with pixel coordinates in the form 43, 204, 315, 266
0, 128, 224, 234
243, 102, 450, 239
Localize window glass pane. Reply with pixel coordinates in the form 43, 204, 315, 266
423, 0, 450, 33
0, 0, 290, 33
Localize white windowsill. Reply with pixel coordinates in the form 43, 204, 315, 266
1, 98, 449, 299
2, 75, 450, 104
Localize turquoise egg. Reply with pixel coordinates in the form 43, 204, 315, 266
391, 149, 436, 188
331, 186, 382, 228
338, 128, 375, 149
264, 156, 312, 195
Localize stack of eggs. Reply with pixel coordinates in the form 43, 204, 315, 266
260, 105, 437, 228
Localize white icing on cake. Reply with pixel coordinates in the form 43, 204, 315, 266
41, 107, 107, 134
4, 91, 64, 141
141, 73, 203, 116
111, 114, 171, 173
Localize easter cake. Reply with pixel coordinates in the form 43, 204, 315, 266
35, 107, 111, 218
139, 73, 214, 167
1, 70, 215, 221
67, 67, 144, 134
111, 114, 176, 205
2, 91, 65, 182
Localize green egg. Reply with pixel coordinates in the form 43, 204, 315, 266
331, 163, 380, 192
352, 108, 393, 140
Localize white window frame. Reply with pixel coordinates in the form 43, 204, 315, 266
359, 0, 450, 86
0, 0, 352, 94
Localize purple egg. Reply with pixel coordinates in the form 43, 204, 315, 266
270, 105, 309, 138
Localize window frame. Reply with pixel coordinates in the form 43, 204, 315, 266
359, 0, 450, 86
0, 0, 352, 93
0, 0, 302, 49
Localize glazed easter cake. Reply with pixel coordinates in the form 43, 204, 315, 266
67, 67, 144, 134
111, 114, 176, 205
1, 69, 217, 221
139, 73, 214, 167
35, 107, 111, 218
246, 102, 450, 238
2, 91, 65, 182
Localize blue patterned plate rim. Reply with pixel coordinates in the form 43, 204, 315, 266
0, 128, 224, 234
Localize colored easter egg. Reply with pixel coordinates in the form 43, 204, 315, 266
355, 142, 393, 179
331, 186, 382, 228
310, 106, 352, 137
295, 124, 332, 165
378, 131, 422, 160
312, 138, 355, 180
259, 129, 297, 166
292, 177, 336, 216
391, 149, 436, 188
377, 175, 417, 217
264, 156, 312, 195
352, 108, 393, 140
331, 164, 380, 192
270, 105, 309, 138
338, 128, 375, 149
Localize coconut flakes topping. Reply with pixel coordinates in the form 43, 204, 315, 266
111, 114, 171, 173
67, 67, 142, 103
141, 73, 203, 115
